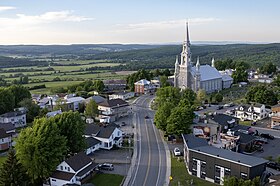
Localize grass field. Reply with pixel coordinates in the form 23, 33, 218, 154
170, 155, 217, 186
52, 62, 120, 72
239, 120, 252, 126
24, 81, 84, 94
89, 173, 124, 186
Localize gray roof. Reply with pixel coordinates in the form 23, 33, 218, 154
0, 128, 10, 138
96, 125, 117, 139
222, 74, 233, 81
0, 123, 15, 132
191, 65, 222, 81
0, 111, 26, 118
234, 131, 256, 144
103, 79, 126, 85
65, 152, 92, 172
208, 114, 238, 126
191, 145, 268, 167
98, 99, 128, 108
51, 170, 75, 181
85, 137, 101, 148
85, 96, 106, 104
85, 124, 100, 136
182, 134, 208, 149
76, 163, 98, 177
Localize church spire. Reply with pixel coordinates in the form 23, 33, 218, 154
185, 21, 190, 47
196, 56, 200, 71
211, 57, 215, 68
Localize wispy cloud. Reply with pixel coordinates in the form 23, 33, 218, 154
116, 18, 220, 31
0, 6, 16, 12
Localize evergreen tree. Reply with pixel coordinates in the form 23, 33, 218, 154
0, 150, 30, 186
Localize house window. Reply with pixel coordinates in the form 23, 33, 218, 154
214, 176, 220, 184
68, 167, 70, 171
109, 142, 112, 147
225, 168, 231, 176
201, 172, 206, 179
215, 165, 221, 177
241, 173, 247, 179
52, 179, 56, 182
104, 142, 108, 147
60, 166, 63, 170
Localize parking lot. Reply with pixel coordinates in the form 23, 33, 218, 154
252, 138, 280, 159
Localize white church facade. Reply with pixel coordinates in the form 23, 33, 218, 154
174, 23, 233, 93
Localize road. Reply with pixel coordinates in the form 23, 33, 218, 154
127, 95, 169, 186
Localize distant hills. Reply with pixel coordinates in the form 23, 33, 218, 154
0, 43, 280, 69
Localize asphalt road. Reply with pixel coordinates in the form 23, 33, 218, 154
128, 95, 169, 186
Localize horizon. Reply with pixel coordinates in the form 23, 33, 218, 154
0, 0, 280, 44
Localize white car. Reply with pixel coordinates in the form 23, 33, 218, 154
174, 147, 181, 156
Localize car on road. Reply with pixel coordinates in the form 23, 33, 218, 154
217, 105, 223, 110
98, 163, 114, 171
121, 122, 126, 126
145, 115, 149, 119
260, 133, 274, 140
174, 147, 181, 156
267, 161, 280, 171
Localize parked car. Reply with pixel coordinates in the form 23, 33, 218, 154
174, 147, 181, 156
267, 161, 280, 171
260, 133, 274, 140
255, 137, 268, 144
217, 105, 223, 110
121, 122, 126, 126
145, 115, 149, 119
98, 163, 114, 171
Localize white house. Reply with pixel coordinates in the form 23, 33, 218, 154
235, 104, 268, 121
49, 152, 98, 186
98, 99, 130, 123
84, 123, 123, 150
0, 128, 11, 151
109, 91, 135, 100
0, 111, 27, 128
85, 137, 101, 155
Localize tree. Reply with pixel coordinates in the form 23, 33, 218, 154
94, 80, 105, 93
215, 93, 223, 103
245, 85, 277, 105
52, 111, 86, 154
159, 76, 170, 88
166, 105, 194, 135
19, 98, 40, 123
181, 88, 197, 106
154, 102, 175, 131
259, 62, 277, 75
155, 86, 181, 108
274, 75, 280, 86
197, 89, 206, 103
232, 66, 248, 84
0, 87, 15, 115
85, 99, 99, 119
162, 69, 171, 76
0, 150, 30, 186
16, 118, 67, 184
8, 85, 31, 107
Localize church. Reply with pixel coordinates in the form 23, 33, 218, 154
174, 23, 233, 93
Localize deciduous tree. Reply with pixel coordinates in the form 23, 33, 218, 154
85, 99, 99, 119
16, 118, 67, 184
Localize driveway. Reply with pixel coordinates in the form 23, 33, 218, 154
99, 163, 130, 176
90, 148, 133, 164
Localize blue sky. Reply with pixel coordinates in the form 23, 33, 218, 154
0, 0, 279, 44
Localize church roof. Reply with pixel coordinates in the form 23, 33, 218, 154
222, 74, 233, 82
191, 65, 222, 81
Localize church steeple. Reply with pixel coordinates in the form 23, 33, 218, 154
211, 57, 215, 68
181, 21, 191, 66
196, 56, 200, 71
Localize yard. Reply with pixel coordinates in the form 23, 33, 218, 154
89, 173, 124, 186
239, 120, 252, 126
170, 155, 217, 186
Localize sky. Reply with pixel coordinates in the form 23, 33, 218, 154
0, 0, 280, 44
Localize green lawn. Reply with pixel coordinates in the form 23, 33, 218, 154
0, 156, 7, 167
89, 173, 124, 186
239, 120, 252, 126
170, 156, 217, 186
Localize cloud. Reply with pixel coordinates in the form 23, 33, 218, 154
116, 18, 220, 31
0, 6, 16, 12
0, 10, 94, 28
